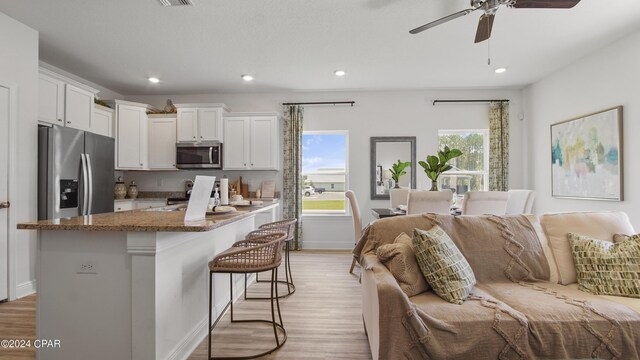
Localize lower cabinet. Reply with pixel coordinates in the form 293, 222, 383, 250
114, 200, 167, 212
114, 200, 135, 212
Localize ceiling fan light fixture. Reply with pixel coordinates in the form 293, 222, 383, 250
494, 67, 507, 74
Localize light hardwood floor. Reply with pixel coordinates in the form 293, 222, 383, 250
0, 251, 371, 360
189, 250, 372, 359
0, 293, 36, 360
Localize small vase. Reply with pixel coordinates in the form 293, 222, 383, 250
127, 181, 139, 199
114, 182, 127, 200
429, 181, 439, 191
393, 182, 400, 189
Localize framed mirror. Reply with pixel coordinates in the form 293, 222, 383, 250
370, 136, 417, 200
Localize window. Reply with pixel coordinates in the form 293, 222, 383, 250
301, 131, 348, 214
437, 129, 489, 200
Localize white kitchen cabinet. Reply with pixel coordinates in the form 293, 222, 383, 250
114, 200, 135, 212
105, 100, 154, 170
176, 108, 197, 142
223, 113, 279, 170
38, 68, 98, 132
91, 104, 113, 137
175, 103, 228, 143
148, 115, 177, 170
38, 73, 65, 125
64, 84, 93, 132
134, 200, 167, 210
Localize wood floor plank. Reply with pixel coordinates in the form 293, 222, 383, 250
188, 251, 372, 359
0, 251, 371, 360
0, 294, 36, 360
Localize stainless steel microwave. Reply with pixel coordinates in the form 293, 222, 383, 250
176, 142, 222, 169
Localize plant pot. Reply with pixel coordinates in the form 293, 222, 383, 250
393, 182, 400, 189
429, 181, 439, 191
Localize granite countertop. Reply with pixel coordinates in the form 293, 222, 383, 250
17, 202, 279, 232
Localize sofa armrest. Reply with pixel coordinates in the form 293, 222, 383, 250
361, 253, 415, 360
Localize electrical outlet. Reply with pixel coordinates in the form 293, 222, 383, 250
77, 262, 97, 274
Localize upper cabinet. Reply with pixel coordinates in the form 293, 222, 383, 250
38, 68, 103, 135
223, 113, 279, 171
38, 73, 65, 126
148, 115, 177, 170
176, 103, 228, 143
91, 104, 114, 138
105, 100, 155, 170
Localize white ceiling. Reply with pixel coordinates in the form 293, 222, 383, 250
1, 0, 640, 95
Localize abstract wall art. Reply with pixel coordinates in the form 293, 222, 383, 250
550, 106, 623, 201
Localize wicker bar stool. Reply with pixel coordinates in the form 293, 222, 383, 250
245, 218, 298, 299
208, 231, 288, 360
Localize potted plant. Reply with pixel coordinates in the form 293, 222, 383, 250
389, 160, 411, 189
418, 146, 463, 191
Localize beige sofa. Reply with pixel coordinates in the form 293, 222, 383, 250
355, 211, 640, 360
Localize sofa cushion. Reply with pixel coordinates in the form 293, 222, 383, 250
569, 233, 640, 298
376, 232, 430, 297
540, 211, 635, 285
412, 226, 476, 305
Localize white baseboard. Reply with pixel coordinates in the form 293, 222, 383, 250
303, 241, 353, 250
165, 275, 256, 360
16, 280, 36, 299
165, 318, 208, 360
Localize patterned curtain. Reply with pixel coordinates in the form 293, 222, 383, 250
489, 101, 509, 191
283, 105, 304, 250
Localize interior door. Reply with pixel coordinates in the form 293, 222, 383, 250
0, 85, 10, 301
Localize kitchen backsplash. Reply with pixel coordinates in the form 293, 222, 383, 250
121, 169, 281, 194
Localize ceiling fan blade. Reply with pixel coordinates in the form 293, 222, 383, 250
512, 0, 581, 9
474, 13, 495, 43
410, 7, 478, 34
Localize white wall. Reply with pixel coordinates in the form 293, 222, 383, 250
128, 88, 525, 248
0, 12, 38, 298
523, 29, 640, 229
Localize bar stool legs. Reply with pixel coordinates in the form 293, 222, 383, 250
208, 269, 287, 360
247, 241, 295, 300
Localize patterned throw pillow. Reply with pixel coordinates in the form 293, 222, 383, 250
412, 226, 476, 305
377, 233, 430, 297
568, 233, 640, 298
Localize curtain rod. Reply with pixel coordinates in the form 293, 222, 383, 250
282, 101, 355, 107
432, 99, 509, 105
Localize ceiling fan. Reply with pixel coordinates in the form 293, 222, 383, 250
409, 0, 581, 43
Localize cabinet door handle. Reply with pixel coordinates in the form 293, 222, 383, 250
58, 119, 63, 122
0, 201, 10, 209
193, 136, 196, 139
66, 121, 71, 124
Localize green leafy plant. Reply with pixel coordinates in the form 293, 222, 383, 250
418, 146, 463, 190
389, 160, 411, 187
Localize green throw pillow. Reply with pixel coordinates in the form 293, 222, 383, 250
569, 233, 640, 298
412, 226, 476, 305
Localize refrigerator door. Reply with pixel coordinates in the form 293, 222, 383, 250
38, 126, 85, 220
85, 132, 115, 214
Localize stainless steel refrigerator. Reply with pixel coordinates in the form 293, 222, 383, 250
38, 125, 115, 220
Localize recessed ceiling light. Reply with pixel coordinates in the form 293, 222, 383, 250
494, 67, 507, 74
334, 70, 346, 77
241, 74, 254, 81
148, 77, 160, 83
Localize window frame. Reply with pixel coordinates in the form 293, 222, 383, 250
301, 130, 350, 217
437, 129, 490, 193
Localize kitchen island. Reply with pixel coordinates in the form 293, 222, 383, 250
18, 202, 279, 360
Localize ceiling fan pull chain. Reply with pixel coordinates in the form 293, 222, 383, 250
487, 38, 491, 65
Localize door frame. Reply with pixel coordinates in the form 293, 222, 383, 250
0, 80, 19, 300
